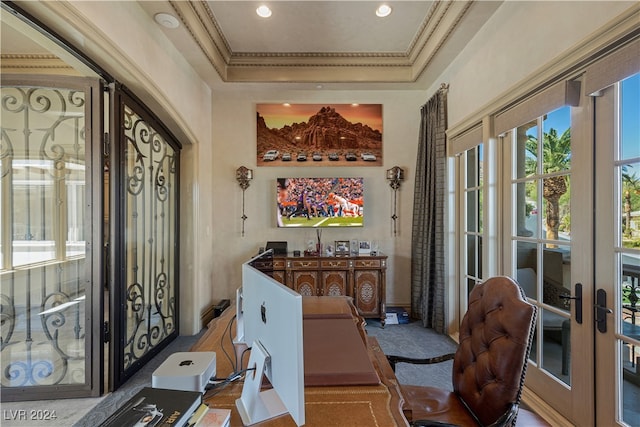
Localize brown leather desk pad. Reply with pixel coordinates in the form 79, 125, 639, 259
303, 317, 380, 387
301, 296, 354, 319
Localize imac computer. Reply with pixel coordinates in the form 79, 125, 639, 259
235, 252, 305, 426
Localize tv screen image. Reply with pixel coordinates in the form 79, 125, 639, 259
277, 177, 364, 228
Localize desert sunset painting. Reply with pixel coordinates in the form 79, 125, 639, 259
256, 103, 383, 166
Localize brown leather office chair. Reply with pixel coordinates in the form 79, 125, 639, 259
387, 276, 537, 427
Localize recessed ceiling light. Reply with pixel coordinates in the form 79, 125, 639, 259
256, 5, 272, 18
154, 12, 180, 29
376, 4, 392, 18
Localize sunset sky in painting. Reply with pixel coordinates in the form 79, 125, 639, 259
257, 103, 383, 132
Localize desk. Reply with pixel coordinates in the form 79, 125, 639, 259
190, 297, 408, 426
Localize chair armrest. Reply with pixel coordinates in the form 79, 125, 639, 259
386, 352, 455, 372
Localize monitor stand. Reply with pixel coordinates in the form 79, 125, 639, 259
235, 341, 288, 426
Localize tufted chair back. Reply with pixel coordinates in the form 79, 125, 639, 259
453, 276, 537, 426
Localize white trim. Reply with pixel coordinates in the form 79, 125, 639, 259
521, 387, 574, 427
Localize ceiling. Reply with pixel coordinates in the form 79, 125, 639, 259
2, 1, 503, 90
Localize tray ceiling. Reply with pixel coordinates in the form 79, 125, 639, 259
2, 1, 503, 90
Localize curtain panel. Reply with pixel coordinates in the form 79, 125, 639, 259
411, 87, 448, 332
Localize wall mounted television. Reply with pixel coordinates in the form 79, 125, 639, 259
277, 177, 364, 228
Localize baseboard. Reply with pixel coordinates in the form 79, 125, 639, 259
521, 386, 573, 427
200, 305, 215, 329
200, 299, 231, 329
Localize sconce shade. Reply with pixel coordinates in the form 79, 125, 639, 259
236, 166, 253, 190
386, 166, 404, 189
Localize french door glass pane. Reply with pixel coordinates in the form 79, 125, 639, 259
617, 73, 640, 426
463, 145, 483, 285
513, 106, 572, 386
621, 161, 640, 250
620, 75, 639, 160
542, 107, 571, 172
517, 122, 537, 179
1, 85, 87, 388
122, 105, 177, 370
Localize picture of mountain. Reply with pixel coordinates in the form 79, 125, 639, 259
257, 104, 383, 166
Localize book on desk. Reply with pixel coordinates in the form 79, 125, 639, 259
192, 407, 231, 427
99, 386, 202, 427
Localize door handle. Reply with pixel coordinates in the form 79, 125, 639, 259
559, 282, 583, 324
595, 288, 613, 333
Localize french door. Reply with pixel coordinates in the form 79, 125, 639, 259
500, 73, 639, 425
109, 89, 181, 389
502, 99, 595, 426
0, 75, 104, 401
592, 72, 640, 426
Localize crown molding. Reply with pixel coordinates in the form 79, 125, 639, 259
0, 54, 77, 75
170, 0, 474, 84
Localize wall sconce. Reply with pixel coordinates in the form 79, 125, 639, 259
236, 166, 253, 236
386, 166, 405, 235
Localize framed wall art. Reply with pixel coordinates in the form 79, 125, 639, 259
350, 239, 359, 256
358, 240, 371, 255
257, 103, 383, 167
335, 240, 350, 256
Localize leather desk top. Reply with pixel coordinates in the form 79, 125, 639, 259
303, 317, 380, 387
190, 296, 408, 426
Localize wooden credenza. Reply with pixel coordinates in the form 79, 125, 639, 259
266, 254, 387, 325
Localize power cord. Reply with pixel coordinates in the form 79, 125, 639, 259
204, 367, 256, 397
219, 313, 238, 371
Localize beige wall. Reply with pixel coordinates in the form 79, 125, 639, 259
437, 1, 636, 129
208, 90, 426, 318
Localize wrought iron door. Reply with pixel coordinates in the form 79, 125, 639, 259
0, 76, 103, 401
110, 89, 180, 388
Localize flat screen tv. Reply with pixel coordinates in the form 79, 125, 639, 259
277, 177, 364, 228
235, 251, 305, 426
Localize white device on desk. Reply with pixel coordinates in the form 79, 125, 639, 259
152, 351, 216, 393
235, 253, 305, 426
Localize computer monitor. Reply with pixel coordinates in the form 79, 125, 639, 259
235, 252, 305, 426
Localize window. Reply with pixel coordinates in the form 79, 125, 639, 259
463, 145, 484, 296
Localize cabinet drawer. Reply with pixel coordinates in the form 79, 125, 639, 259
252, 260, 274, 270
289, 259, 320, 269
272, 259, 286, 269
321, 259, 349, 269
355, 259, 381, 268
